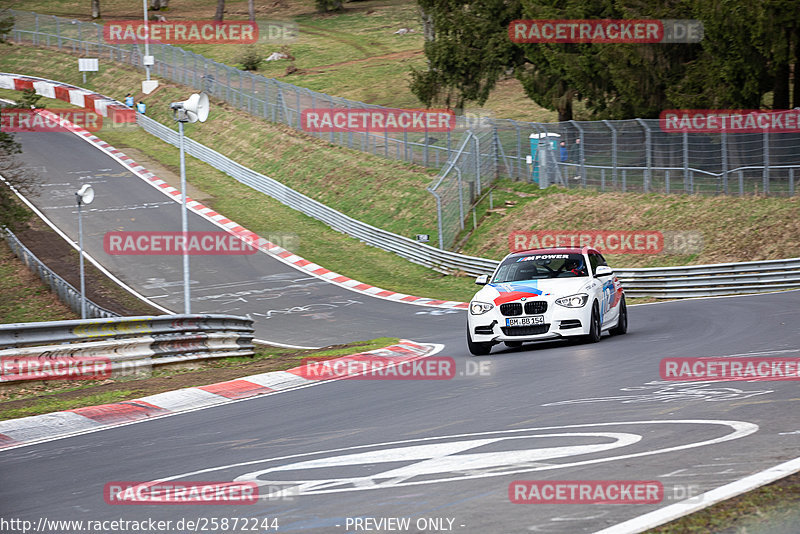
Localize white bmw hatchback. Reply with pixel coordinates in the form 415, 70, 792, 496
467, 247, 627, 355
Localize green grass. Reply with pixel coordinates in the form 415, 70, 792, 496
648, 475, 800, 533
459, 180, 800, 269
0, 240, 77, 324
4, 0, 558, 120
0, 390, 135, 420
152, 336, 401, 374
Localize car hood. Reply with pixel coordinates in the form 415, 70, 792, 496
474, 278, 595, 305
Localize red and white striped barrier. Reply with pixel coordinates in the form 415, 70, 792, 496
0, 339, 439, 449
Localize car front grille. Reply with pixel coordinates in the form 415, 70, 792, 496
524, 301, 548, 314
501, 324, 550, 336
499, 303, 522, 316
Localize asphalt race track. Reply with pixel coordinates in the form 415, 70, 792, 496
1, 128, 799, 533
8, 130, 459, 348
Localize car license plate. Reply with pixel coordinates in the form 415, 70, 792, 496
507, 316, 544, 327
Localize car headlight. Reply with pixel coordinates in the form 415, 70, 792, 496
470, 301, 494, 315
555, 294, 589, 308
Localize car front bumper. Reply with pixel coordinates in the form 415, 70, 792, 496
468, 301, 592, 343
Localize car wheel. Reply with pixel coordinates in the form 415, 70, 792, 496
467, 329, 493, 356
584, 301, 602, 343
609, 297, 628, 336
504, 341, 523, 348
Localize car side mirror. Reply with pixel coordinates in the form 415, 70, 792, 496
475, 274, 489, 285
595, 265, 613, 277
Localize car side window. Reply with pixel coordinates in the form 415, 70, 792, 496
589, 254, 600, 273
597, 254, 608, 267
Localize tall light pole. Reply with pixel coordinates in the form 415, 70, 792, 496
143, 0, 151, 81
75, 184, 95, 319
170, 93, 210, 314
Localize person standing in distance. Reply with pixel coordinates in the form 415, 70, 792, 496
124, 93, 134, 107
136, 101, 146, 114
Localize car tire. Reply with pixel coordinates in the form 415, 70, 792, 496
584, 301, 602, 343
504, 341, 523, 348
467, 329, 493, 356
609, 297, 628, 336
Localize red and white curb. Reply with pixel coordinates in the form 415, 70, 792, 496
0, 339, 441, 450
0, 73, 469, 310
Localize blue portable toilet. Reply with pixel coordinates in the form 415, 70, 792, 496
526, 132, 561, 186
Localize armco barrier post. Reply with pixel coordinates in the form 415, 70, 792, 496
636, 118, 651, 193
722, 132, 728, 194
763, 131, 770, 194
683, 131, 689, 193
603, 119, 617, 191
456, 167, 465, 230
570, 120, 586, 188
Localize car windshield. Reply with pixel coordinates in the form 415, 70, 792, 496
491, 253, 589, 282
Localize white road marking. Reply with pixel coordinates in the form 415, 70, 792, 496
148, 420, 757, 499
594, 455, 800, 534
542, 380, 773, 406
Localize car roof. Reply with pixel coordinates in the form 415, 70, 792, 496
507, 247, 600, 258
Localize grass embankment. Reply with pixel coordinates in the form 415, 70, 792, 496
461, 181, 800, 268
2, 45, 799, 303
0, 239, 76, 323
4, 0, 562, 121
648, 474, 800, 533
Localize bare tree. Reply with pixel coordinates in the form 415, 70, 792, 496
214, 0, 225, 22
91, 0, 100, 19
0, 113, 39, 230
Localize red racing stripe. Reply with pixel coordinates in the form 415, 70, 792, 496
70, 401, 169, 425
0, 433, 19, 448
198, 380, 274, 400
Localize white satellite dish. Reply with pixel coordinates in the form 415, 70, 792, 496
171, 92, 209, 123
76, 184, 94, 205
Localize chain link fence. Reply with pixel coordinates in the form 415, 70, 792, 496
8, 10, 800, 251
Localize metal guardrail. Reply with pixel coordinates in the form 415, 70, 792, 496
614, 258, 800, 298
4, 74, 799, 299
0, 315, 255, 383
3, 227, 118, 319
136, 114, 500, 276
